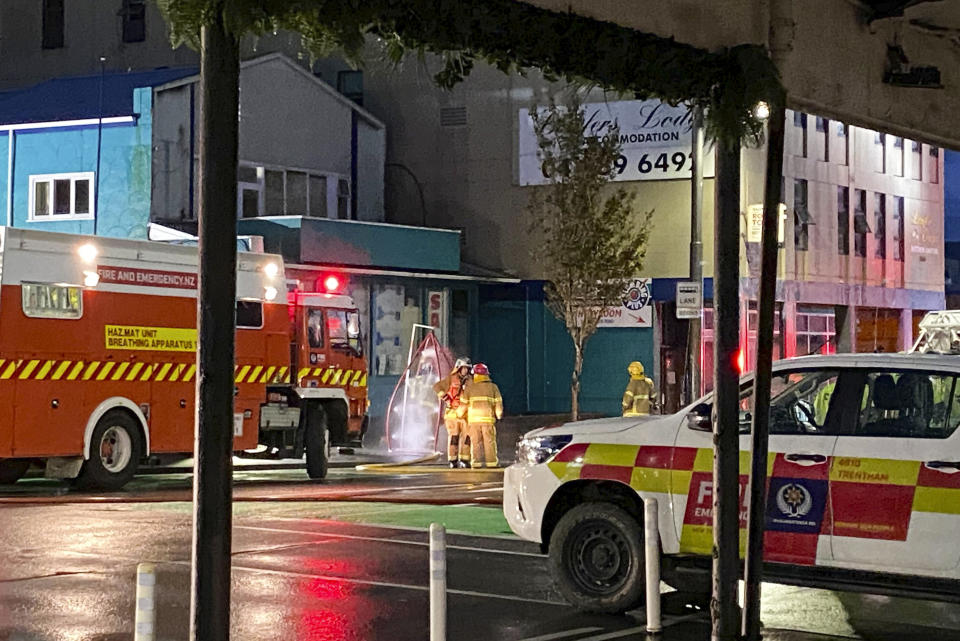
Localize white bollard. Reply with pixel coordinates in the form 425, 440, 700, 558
643, 498, 662, 635
134, 562, 156, 641
429, 523, 447, 641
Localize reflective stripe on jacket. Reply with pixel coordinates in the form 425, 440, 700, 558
434, 372, 471, 419
623, 376, 655, 417
461, 376, 503, 424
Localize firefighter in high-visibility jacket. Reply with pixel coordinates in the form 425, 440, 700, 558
460, 362, 503, 468
433, 358, 472, 468
622, 361, 655, 417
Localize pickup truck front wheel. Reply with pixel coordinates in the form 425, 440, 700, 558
549, 502, 646, 614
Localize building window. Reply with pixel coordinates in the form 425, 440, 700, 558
910, 140, 922, 180
120, 0, 146, 43
42, 0, 65, 49
836, 122, 849, 165
893, 196, 905, 262
874, 193, 886, 259
238, 163, 347, 219
874, 132, 886, 173
930, 146, 940, 183
793, 179, 810, 251
794, 112, 808, 158
29, 173, 95, 220
817, 117, 829, 162
796, 306, 836, 356
837, 186, 849, 256
853, 189, 869, 258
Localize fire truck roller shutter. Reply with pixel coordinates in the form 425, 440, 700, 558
83, 397, 151, 461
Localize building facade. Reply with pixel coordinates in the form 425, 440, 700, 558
0, 3, 946, 421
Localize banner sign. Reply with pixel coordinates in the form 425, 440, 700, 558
105, 325, 197, 351
518, 99, 716, 185
98, 265, 198, 290
599, 278, 653, 328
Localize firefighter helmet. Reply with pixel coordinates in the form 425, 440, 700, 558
628, 361, 645, 377
473, 362, 490, 376
454, 357, 473, 370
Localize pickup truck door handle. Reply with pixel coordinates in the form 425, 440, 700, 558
784, 453, 827, 464
925, 461, 960, 473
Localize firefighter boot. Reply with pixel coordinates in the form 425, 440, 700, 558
458, 428, 471, 468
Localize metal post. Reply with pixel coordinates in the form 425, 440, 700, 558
742, 99, 786, 641
134, 563, 156, 641
429, 523, 447, 641
191, 10, 240, 641
643, 498, 662, 635
711, 140, 742, 641
688, 107, 705, 402
94, 56, 105, 236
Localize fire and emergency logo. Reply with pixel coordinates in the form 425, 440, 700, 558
622, 279, 651, 311
766, 478, 827, 533
775, 483, 813, 519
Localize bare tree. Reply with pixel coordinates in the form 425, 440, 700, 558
528, 97, 652, 421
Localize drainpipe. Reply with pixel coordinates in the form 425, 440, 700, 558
6, 130, 13, 228
94, 56, 106, 236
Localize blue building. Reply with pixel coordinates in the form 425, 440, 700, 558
0, 67, 195, 238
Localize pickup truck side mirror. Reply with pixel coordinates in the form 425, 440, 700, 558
686, 403, 712, 431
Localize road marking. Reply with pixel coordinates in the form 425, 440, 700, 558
576, 625, 648, 640
516, 627, 604, 641
235, 524, 543, 557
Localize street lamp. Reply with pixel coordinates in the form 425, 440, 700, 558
753, 101, 771, 121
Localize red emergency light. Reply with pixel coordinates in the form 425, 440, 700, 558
318, 274, 343, 294
735, 348, 745, 374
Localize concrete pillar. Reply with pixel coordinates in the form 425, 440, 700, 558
834, 304, 855, 353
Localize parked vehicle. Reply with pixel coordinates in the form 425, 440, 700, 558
0, 228, 368, 489
505, 352, 960, 612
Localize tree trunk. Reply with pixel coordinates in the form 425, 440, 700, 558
571, 339, 583, 422
190, 10, 240, 641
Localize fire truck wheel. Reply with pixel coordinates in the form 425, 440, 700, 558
304, 408, 329, 480
549, 502, 646, 614
0, 459, 30, 484
76, 410, 143, 490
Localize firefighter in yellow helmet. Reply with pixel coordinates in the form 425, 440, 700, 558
433, 358, 472, 468
622, 361, 655, 417
460, 362, 503, 468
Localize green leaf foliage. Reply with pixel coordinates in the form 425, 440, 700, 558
156, 0, 782, 147
526, 97, 653, 417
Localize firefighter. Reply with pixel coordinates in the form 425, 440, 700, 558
622, 361, 656, 417
461, 362, 503, 468
433, 358, 473, 468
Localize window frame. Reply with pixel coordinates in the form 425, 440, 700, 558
793, 179, 810, 251
237, 162, 347, 220
845, 369, 960, 440
28, 172, 96, 221
874, 192, 887, 260
120, 0, 147, 43
236, 299, 264, 329
21, 282, 84, 319
41, 0, 64, 49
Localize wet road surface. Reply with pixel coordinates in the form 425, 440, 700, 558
2, 502, 960, 641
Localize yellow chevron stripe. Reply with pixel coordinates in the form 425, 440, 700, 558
127, 362, 144, 381
18, 360, 39, 380
34, 360, 55, 380
248, 366, 263, 384
262, 366, 276, 384
236, 365, 250, 384
340, 370, 353, 384
51, 360, 72, 380
154, 363, 173, 382
66, 361, 85, 380
0, 359, 4, 371
111, 362, 129, 381
298, 367, 310, 381
352, 370, 362, 384
183, 364, 196, 382
82, 361, 100, 381
359, 373, 367, 387
0, 360, 18, 380
140, 365, 154, 381
96, 362, 115, 381
168, 364, 184, 382
321, 369, 333, 383
277, 367, 288, 384
312, 367, 324, 377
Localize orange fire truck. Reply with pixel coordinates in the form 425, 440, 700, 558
0, 228, 368, 489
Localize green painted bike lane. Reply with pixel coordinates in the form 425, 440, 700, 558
141, 500, 516, 537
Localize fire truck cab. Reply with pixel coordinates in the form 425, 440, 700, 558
0, 228, 368, 489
